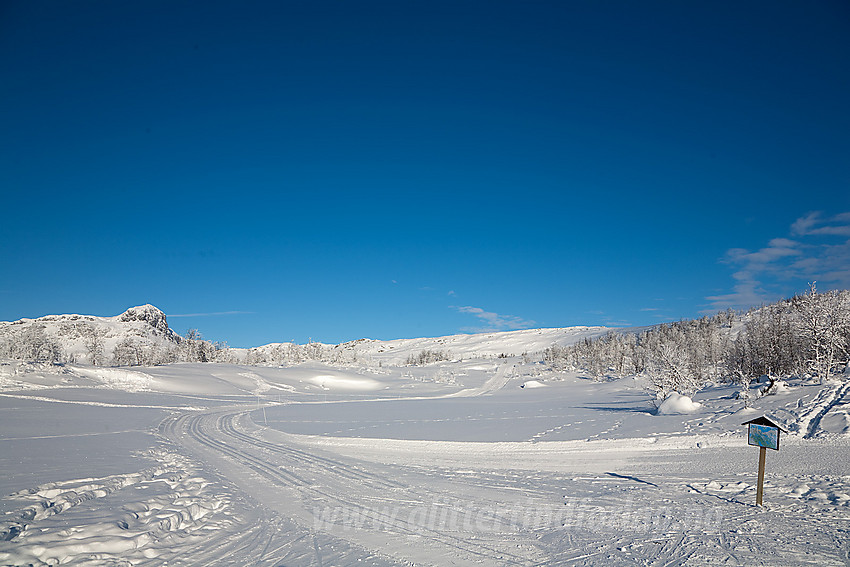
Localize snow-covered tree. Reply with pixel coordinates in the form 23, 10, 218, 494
644, 343, 702, 404
113, 337, 141, 366
84, 328, 105, 366
797, 284, 848, 383
6, 325, 63, 364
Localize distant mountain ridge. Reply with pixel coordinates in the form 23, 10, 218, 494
0, 305, 610, 367
243, 326, 612, 366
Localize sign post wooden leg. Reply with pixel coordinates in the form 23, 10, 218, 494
744, 416, 784, 507
756, 446, 766, 506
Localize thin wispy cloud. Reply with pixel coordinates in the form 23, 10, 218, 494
603, 320, 633, 327
582, 310, 633, 327
791, 211, 850, 237
707, 211, 850, 310
452, 305, 537, 333
169, 311, 254, 318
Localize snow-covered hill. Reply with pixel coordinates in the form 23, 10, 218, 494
235, 326, 613, 367
1, 305, 611, 367
330, 326, 612, 365
0, 304, 181, 365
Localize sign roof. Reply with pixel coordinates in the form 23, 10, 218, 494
742, 415, 788, 432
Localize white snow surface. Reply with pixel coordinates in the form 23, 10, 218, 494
1, 351, 849, 565
656, 392, 702, 415
247, 325, 612, 366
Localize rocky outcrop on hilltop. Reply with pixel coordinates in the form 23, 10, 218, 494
0, 305, 182, 366
117, 304, 175, 337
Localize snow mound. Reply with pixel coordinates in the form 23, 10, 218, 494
310, 375, 382, 391
764, 380, 791, 395
73, 367, 153, 391
733, 407, 759, 417
656, 393, 702, 415
819, 411, 850, 435
521, 380, 546, 389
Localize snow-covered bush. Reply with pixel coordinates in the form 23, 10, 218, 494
406, 349, 451, 366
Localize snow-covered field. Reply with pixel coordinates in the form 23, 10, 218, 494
1, 357, 849, 566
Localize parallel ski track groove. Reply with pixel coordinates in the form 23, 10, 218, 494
171, 413, 308, 487
165, 408, 534, 566
222, 413, 407, 491
804, 380, 850, 438
134, 415, 288, 566
159, 414, 326, 566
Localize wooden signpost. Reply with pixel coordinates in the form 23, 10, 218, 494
742, 416, 786, 506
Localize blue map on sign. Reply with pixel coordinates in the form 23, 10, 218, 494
748, 424, 779, 450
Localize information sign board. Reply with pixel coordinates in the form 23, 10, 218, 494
742, 416, 786, 506
748, 423, 780, 451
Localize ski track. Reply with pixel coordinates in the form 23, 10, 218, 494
803, 380, 850, 438
159, 402, 850, 566
161, 407, 546, 565
1, 361, 850, 565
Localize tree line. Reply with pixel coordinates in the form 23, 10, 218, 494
0, 322, 365, 368
544, 285, 850, 404
0, 324, 232, 367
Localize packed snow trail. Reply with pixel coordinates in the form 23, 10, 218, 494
444, 360, 514, 397
160, 406, 550, 566
156, 400, 850, 566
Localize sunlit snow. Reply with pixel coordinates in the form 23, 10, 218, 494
1, 323, 849, 565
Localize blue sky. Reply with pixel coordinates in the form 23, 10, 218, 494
1, 1, 849, 347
